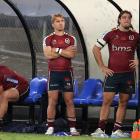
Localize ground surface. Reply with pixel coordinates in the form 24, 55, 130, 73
0, 132, 131, 140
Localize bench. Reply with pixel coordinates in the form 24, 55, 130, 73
4, 77, 48, 124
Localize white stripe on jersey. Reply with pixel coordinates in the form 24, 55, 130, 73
43, 33, 53, 48
71, 35, 77, 47
43, 36, 48, 48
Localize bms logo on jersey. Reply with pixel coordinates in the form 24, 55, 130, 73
112, 45, 132, 52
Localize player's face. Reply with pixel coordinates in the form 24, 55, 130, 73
119, 13, 132, 29
52, 17, 65, 31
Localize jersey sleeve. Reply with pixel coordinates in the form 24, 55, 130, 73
70, 36, 77, 47
43, 36, 51, 48
72, 36, 77, 46
95, 31, 111, 48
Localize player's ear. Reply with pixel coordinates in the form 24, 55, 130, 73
118, 19, 121, 25
52, 23, 54, 28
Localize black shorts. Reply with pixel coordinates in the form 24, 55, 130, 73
103, 72, 136, 94
48, 70, 74, 92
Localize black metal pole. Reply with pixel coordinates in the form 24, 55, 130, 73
107, 0, 122, 12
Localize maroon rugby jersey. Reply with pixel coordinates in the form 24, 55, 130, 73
43, 32, 77, 71
96, 29, 139, 73
0, 65, 28, 95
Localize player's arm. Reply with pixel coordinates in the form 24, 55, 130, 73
93, 37, 114, 77
43, 46, 60, 59
58, 36, 77, 58
93, 45, 104, 68
59, 45, 77, 58
137, 40, 140, 60
43, 37, 60, 59
129, 38, 140, 69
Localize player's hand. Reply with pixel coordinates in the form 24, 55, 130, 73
51, 47, 60, 57
129, 59, 139, 69
100, 65, 114, 77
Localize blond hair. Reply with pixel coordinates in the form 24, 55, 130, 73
51, 14, 64, 23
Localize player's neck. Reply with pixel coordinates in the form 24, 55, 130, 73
54, 30, 65, 36
119, 26, 129, 32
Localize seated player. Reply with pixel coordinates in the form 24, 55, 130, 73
0, 65, 29, 122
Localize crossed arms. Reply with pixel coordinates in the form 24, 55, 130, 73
43, 45, 77, 59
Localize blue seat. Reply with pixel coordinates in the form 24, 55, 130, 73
83, 79, 117, 106
73, 79, 79, 98
24, 77, 47, 103
88, 79, 104, 105
127, 86, 139, 107
74, 79, 98, 105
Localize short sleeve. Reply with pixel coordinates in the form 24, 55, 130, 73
95, 31, 111, 48
43, 36, 51, 48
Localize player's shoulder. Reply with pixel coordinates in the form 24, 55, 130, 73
65, 32, 75, 38
100, 28, 117, 38
108, 27, 119, 34
65, 32, 76, 40
130, 29, 139, 35
43, 33, 54, 41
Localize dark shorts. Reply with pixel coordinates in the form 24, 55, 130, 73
48, 70, 74, 92
103, 72, 136, 94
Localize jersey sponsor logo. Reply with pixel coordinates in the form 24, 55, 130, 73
112, 45, 132, 52
50, 84, 59, 87
65, 82, 72, 89
6, 78, 18, 84
129, 35, 134, 40
104, 86, 115, 89
65, 38, 70, 45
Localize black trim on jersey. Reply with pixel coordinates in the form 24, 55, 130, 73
97, 39, 104, 48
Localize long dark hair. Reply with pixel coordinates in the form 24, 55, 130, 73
117, 10, 133, 29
